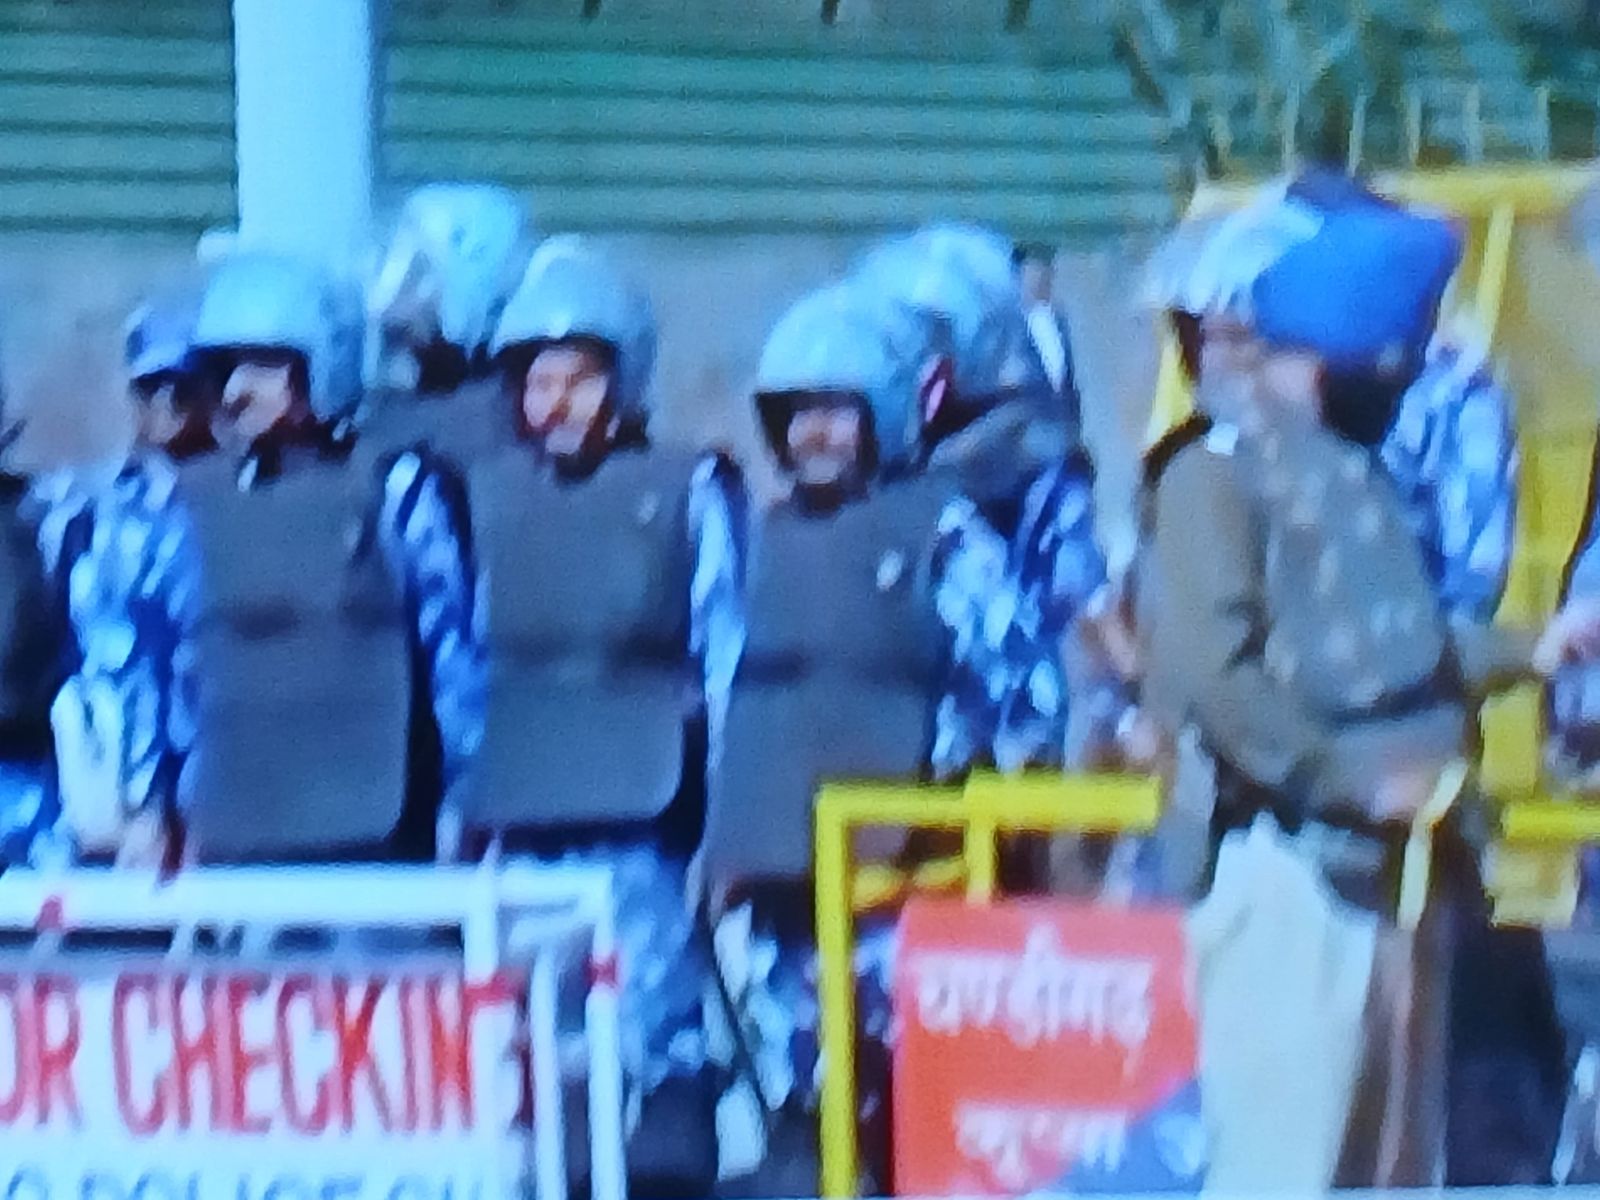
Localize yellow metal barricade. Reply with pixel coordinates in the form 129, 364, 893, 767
1148, 165, 1600, 924
813, 771, 1161, 1198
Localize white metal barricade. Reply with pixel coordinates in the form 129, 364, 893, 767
0, 863, 625, 1200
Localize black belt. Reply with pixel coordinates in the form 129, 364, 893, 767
1324, 659, 1464, 728
1209, 754, 1414, 919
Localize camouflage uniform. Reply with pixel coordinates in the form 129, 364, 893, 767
714, 234, 1135, 1185
930, 453, 1124, 778
20, 290, 208, 868
32, 458, 198, 866
1381, 339, 1518, 624
465, 454, 743, 1093
370, 446, 483, 851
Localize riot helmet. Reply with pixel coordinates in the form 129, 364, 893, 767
754, 283, 931, 507
853, 223, 1053, 422
856, 226, 1074, 504
368, 183, 535, 389
123, 289, 217, 460
491, 237, 655, 470
193, 252, 364, 453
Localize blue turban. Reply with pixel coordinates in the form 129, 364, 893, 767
1251, 177, 1462, 387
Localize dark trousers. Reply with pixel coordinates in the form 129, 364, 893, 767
1447, 869, 1568, 1186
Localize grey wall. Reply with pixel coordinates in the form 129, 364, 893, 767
0, 235, 203, 472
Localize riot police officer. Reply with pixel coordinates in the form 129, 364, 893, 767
850, 224, 1131, 782
173, 251, 415, 862
125, 291, 219, 464
468, 236, 740, 1197
850, 225, 1146, 907
41, 291, 214, 870
359, 185, 536, 479
705, 280, 956, 1192
367, 183, 534, 392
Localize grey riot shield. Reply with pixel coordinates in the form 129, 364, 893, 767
467, 447, 698, 830
180, 454, 409, 860
707, 474, 954, 883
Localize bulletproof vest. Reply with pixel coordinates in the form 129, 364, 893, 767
707, 474, 954, 883
468, 446, 698, 831
178, 453, 408, 860
0, 480, 66, 761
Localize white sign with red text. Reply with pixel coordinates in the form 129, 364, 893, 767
0, 969, 522, 1200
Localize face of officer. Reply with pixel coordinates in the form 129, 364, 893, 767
132, 373, 215, 459
786, 398, 866, 491
133, 374, 187, 448
522, 341, 617, 464
214, 353, 306, 455
1195, 314, 1320, 434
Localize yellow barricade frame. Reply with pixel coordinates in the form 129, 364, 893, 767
813, 771, 1161, 1198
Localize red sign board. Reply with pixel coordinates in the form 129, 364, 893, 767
892, 899, 1205, 1196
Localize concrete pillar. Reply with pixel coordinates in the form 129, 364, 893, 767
231, 0, 378, 271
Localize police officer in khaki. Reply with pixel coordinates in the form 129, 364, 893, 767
1137, 180, 1600, 1190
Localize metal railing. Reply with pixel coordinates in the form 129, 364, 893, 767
1112, 0, 1222, 183
1190, 76, 1558, 173
1402, 79, 1553, 164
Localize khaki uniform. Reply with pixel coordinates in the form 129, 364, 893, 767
1138, 418, 1536, 1191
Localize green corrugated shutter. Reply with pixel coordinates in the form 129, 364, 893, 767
384, 7, 1177, 241
0, 1, 236, 234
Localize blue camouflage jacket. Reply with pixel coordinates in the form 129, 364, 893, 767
384, 443, 744, 1088
28, 437, 745, 866
930, 454, 1126, 778
1380, 340, 1518, 624
24, 456, 199, 865
372, 448, 483, 804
